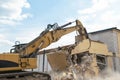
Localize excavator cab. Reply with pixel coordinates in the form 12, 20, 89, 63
10, 43, 27, 53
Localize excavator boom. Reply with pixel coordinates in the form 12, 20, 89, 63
18, 20, 88, 57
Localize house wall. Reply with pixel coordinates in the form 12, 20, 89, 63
89, 29, 120, 72
116, 30, 120, 54
34, 55, 51, 72
89, 30, 118, 54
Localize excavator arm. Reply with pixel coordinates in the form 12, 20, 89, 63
16, 20, 88, 57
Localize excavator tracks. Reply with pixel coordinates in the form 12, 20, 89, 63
0, 71, 51, 80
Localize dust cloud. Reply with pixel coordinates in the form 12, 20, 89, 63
90, 69, 120, 80
49, 68, 120, 80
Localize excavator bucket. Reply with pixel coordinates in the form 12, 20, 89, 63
47, 51, 69, 71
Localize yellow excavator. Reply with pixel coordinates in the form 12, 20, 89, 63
0, 20, 88, 80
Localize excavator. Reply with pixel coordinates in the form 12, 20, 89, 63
0, 20, 88, 80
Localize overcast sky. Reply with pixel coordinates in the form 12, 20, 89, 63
0, 0, 120, 52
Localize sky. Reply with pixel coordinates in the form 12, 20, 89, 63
0, 0, 120, 52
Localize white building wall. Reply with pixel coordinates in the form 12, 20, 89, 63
89, 30, 118, 54
35, 55, 51, 72
89, 30, 120, 72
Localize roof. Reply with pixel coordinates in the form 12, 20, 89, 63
89, 27, 120, 34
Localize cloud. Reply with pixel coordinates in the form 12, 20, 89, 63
0, 40, 14, 52
15, 27, 45, 43
0, 34, 5, 39
0, 33, 14, 52
0, 0, 31, 25
78, 0, 109, 14
77, 0, 120, 31
0, 39, 14, 46
0, 34, 14, 45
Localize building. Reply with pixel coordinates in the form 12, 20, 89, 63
36, 27, 120, 72
89, 27, 120, 72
